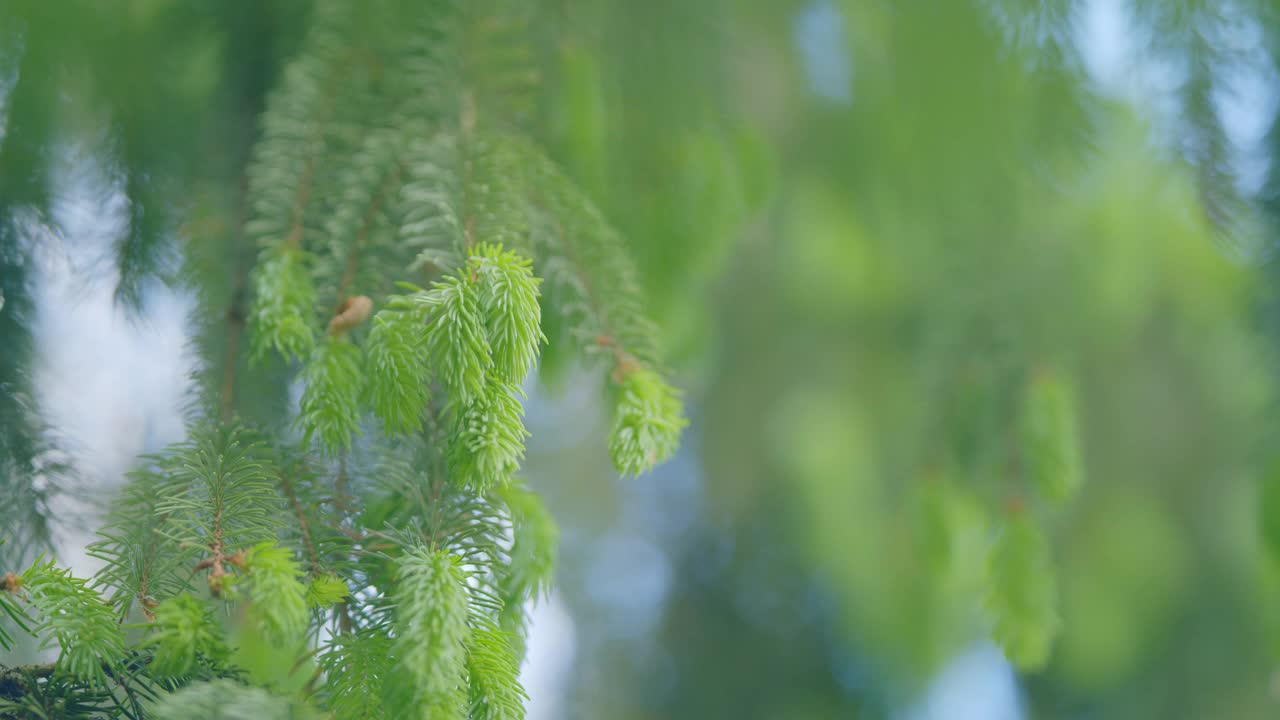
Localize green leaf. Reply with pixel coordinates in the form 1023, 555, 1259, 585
249, 247, 317, 363
1022, 367, 1084, 506
609, 368, 688, 476
237, 542, 309, 647
984, 513, 1061, 671
465, 622, 528, 720
143, 594, 229, 679
365, 301, 432, 435
321, 632, 394, 720
149, 679, 319, 720
391, 546, 470, 719
450, 375, 529, 491
21, 558, 127, 684
424, 275, 492, 407
469, 244, 546, 384
306, 573, 351, 608
299, 337, 364, 456
494, 482, 558, 659
1260, 459, 1280, 564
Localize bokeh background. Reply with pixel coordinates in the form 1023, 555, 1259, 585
8, 0, 1280, 717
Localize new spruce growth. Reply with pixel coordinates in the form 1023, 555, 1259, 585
0, 0, 685, 716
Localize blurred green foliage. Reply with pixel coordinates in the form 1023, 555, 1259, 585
530, 1, 1280, 718
5, 0, 1280, 717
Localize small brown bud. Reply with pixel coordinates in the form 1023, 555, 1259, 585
1005, 494, 1027, 517
328, 295, 374, 335
611, 354, 641, 384
1, 572, 21, 594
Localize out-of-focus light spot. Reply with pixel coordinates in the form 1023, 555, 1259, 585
28, 139, 194, 575
584, 532, 672, 635
1079, 0, 1131, 91
523, 591, 577, 720
897, 643, 1023, 720
623, 444, 702, 540
794, 0, 852, 104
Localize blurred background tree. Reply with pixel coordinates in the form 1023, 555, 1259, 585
6, 0, 1280, 718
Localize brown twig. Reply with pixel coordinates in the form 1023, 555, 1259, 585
460, 90, 480, 283
0, 663, 55, 702
333, 163, 405, 313
541, 211, 643, 382
278, 470, 321, 577
220, 175, 252, 423
195, 485, 233, 596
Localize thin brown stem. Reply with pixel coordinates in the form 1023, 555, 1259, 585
194, 486, 233, 597
278, 470, 321, 577
132, 520, 167, 622
333, 162, 405, 312
541, 211, 642, 381
220, 176, 252, 423
460, 90, 479, 282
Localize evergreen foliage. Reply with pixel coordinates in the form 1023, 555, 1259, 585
390, 547, 470, 719
0, 0, 684, 716
1021, 368, 1083, 507
148, 680, 316, 720
464, 623, 527, 720
984, 511, 1060, 671
16, 561, 126, 685
142, 596, 228, 681
6, 0, 1278, 718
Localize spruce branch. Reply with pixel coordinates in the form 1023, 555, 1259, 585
319, 632, 393, 720
516, 140, 688, 474
298, 337, 365, 456
365, 297, 433, 435
18, 559, 127, 685
330, 146, 406, 309
449, 374, 529, 492
148, 679, 316, 720
0, 560, 30, 651
984, 509, 1060, 671
423, 274, 492, 407
153, 424, 282, 597
142, 595, 228, 680
245, 0, 357, 364
234, 542, 309, 647
217, 174, 256, 424
0, 2, 701, 714
390, 546, 470, 719
1021, 367, 1083, 506
493, 482, 557, 654
277, 469, 322, 578
464, 621, 527, 720
89, 466, 190, 621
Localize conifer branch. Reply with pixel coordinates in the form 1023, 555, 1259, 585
219, 177, 254, 423
0, 3, 695, 713
461, 90, 481, 271
334, 161, 405, 310
0, 663, 55, 701
89, 466, 190, 621
518, 141, 687, 474
390, 546, 470, 717
278, 470, 321, 577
